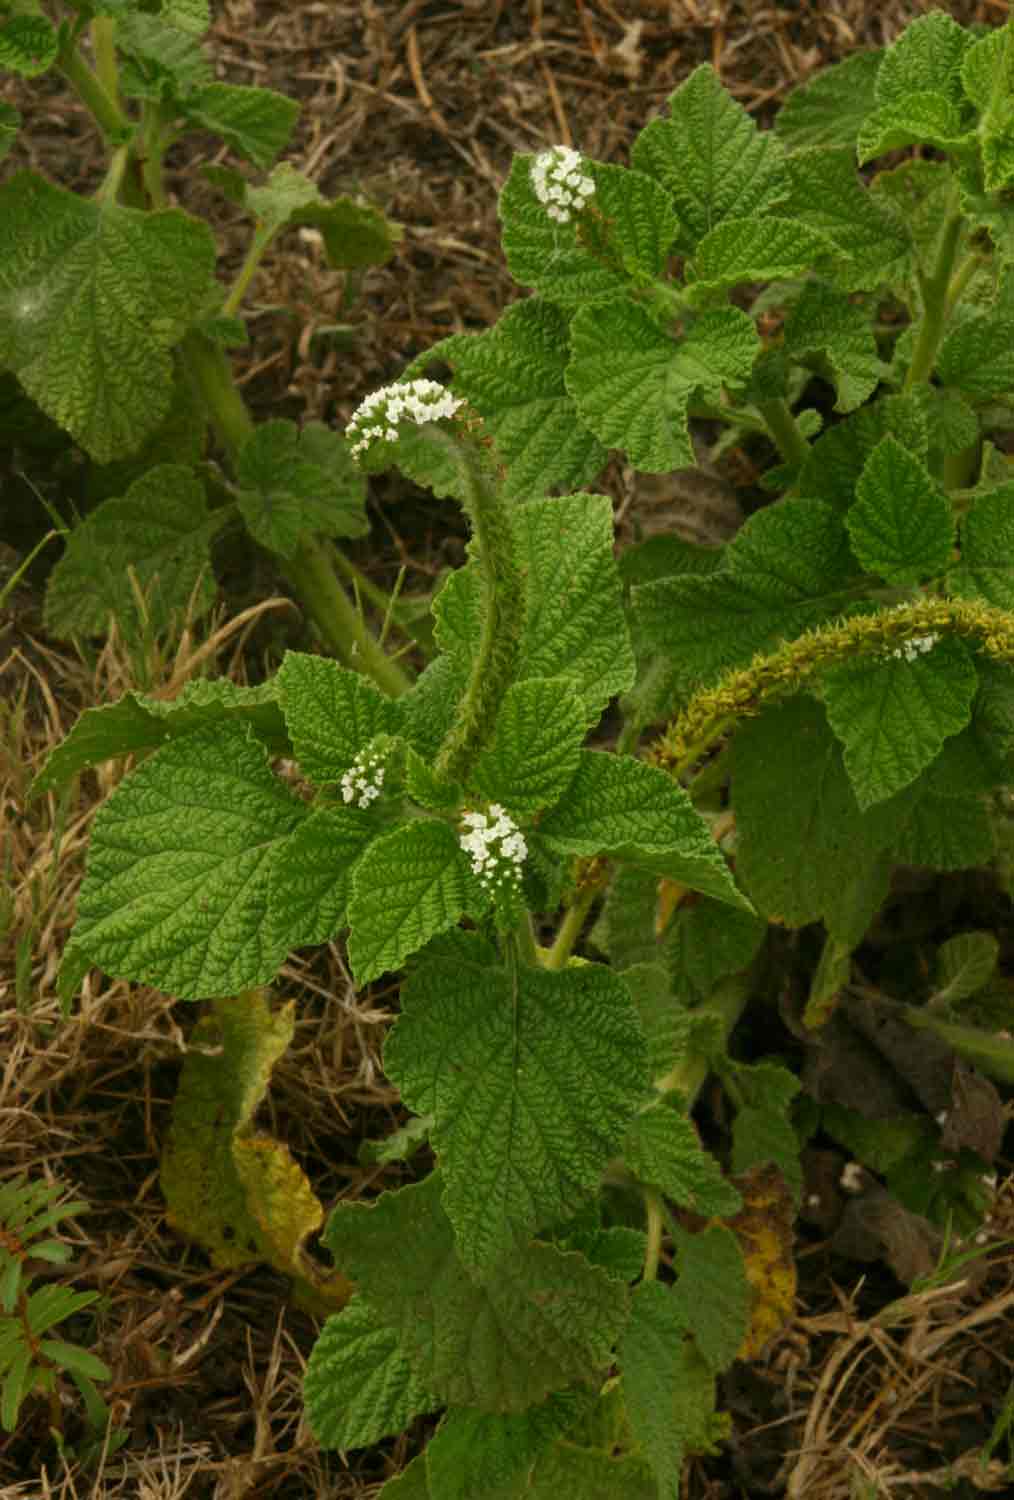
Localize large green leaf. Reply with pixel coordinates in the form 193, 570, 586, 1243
32, 678, 288, 800
540, 751, 748, 910
567, 300, 759, 472
846, 436, 954, 585
267, 805, 380, 951
472, 677, 588, 815
425, 1395, 585, 1500
949, 483, 1014, 606
631, 64, 786, 250
44, 465, 222, 639
774, 51, 883, 150
622, 1107, 742, 1218
0, 172, 217, 460
500, 157, 678, 309
731, 696, 911, 946
304, 1295, 436, 1452
347, 820, 474, 982
619, 1282, 713, 1500
633, 499, 856, 693
276, 651, 403, 785
235, 419, 368, 556
72, 722, 305, 998
822, 636, 978, 808
385, 952, 648, 1269
781, 148, 911, 292
322, 1172, 630, 1413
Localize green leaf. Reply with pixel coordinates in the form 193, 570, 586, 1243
691, 216, 834, 292
858, 92, 973, 164
540, 751, 748, 910
631, 64, 785, 250
781, 148, 911, 292
903, 1008, 1014, 1086
347, 820, 472, 983
846, 436, 954, 585
500, 157, 678, 309
938, 313, 1014, 397
181, 83, 299, 169
235, 419, 367, 557
472, 677, 587, 815
37, 1341, 110, 1382
115, 10, 213, 99
0, 101, 19, 160
0, 172, 217, 460
665, 899, 766, 1004
782, 281, 883, 413
72, 723, 305, 998
385, 953, 648, 1269
528, 1440, 656, 1499
277, 651, 402, 785
267, 804, 379, 951
934, 932, 1000, 1006
892, 786, 994, 870
727, 1061, 804, 1202
32, 678, 289, 800
620, 1282, 710, 1500
875, 11, 972, 107
425, 1395, 585, 1500
917, 385, 978, 464
0, 14, 55, 76
378, 1456, 431, 1499
43, 465, 222, 640
433, 299, 608, 500
633, 499, 855, 693
869, 159, 959, 303
672, 1223, 751, 1373
560, 1226, 646, 1284
1, 1346, 32, 1431
774, 51, 884, 150
238, 164, 398, 268
303, 1295, 436, 1451
797, 393, 927, 512
322, 1172, 630, 1412
623, 1106, 742, 1217
567, 300, 759, 472
822, 636, 977, 808
732, 696, 910, 945
25, 1286, 100, 1339
961, 27, 1007, 111
595, 869, 661, 974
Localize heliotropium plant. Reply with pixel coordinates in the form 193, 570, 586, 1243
0, 0, 409, 692
34, 8, 1014, 1495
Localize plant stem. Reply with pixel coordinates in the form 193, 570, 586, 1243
89, 18, 119, 105
642, 1189, 664, 1281
57, 41, 130, 143
180, 333, 411, 694
655, 973, 753, 1102
544, 865, 607, 970
430, 431, 526, 784
95, 145, 129, 205
755, 397, 811, 470
904, 190, 964, 390
223, 228, 274, 318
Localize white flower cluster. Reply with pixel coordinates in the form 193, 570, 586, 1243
341, 749, 385, 809
459, 804, 527, 889
891, 634, 937, 663
347, 379, 463, 459
530, 146, 595, 224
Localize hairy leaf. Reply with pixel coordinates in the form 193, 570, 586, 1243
348, 821, 473, 982
846, 436, 954, 585
386, 952, 647, 1268
72, 722, 305, 998
322, 1172, 629, 1412
540, 751, 748, 909
182, 83, 298, 168
774, 51, 883, 149
235, 419, 367, 556
425, 1395, 585, 1500
783, 281, 883, 413
623, 1107, 742, 1217
672, 1224, 752, 1373
472, 677, 588, 815
277, 651, 403, 785
631, 64, 785, 249
0, 172, 217, 460
304, 1295, 436, 1451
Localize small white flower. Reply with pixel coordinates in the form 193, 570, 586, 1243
890, 634, 938, 663
458, 803, 527, 890
347, 379, 463, 459
840, 1161, 865, 1194
341, 749, 386, 809
530, 145, 595, 224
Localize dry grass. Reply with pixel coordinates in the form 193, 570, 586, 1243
3, 1, 1014, 1496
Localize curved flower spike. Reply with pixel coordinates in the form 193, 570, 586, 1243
347, 378, 463, 459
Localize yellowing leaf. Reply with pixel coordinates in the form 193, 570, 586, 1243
161, 990, 350, 1310
728, 1165, 797, 1360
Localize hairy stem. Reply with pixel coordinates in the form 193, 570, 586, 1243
89, 18, 119, 105
57, 41, 130, 143
544, 862, 608, 970
223, 227, 274, 318
904, 189, 964, 390
756, 397, 811, 470
429, 430, 526, 784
